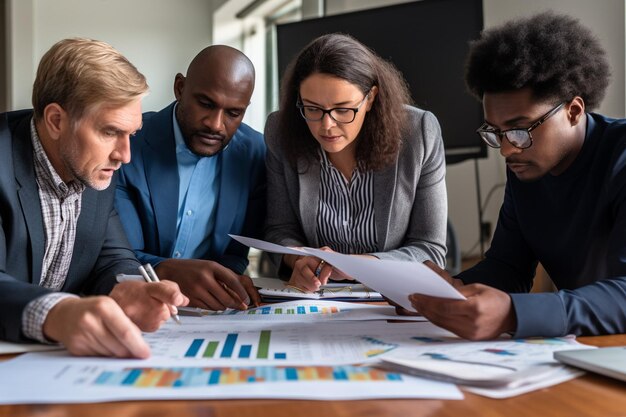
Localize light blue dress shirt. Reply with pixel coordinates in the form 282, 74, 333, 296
172, 107, 220, 259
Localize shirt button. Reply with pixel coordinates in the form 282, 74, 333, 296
186, 210, 193, 216
174, 251, 181, 258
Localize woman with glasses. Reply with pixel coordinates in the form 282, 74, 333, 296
264, 33, 447, 291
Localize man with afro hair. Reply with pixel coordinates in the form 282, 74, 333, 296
410, 12, 626, 340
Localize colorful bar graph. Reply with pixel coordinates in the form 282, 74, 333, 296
93, 366, 404, 388
231, 304, 343, 316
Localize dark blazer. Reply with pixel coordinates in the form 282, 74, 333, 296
264, 106, 447, 266
0, 110, 140, 342
115, 102, 266, 274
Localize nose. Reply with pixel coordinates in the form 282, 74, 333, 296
499, 134, 522, 158
112, 135, 131, 164
203, 109, 224, 132
320, 112, 336, 130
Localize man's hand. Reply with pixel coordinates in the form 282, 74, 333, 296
43, 297, 150, 358
109, 280, 189, 331
155, 259, 261, 310
409, 283, 517, 340
423, 260, 463, 287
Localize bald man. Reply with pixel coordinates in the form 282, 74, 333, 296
115, 45, 265, 311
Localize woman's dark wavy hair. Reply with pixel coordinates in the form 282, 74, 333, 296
465, 11, 610, 109
278, 33, 412, 171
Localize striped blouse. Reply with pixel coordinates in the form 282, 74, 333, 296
316, 149, 377, 254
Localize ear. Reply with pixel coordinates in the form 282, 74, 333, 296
173, 73, 186, 101
365, 85, 379, 112
566, 96, 585, 126
42, 103, 67, 140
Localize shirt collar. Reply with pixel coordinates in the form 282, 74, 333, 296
30, 118, 85, 198
172, 103, 202, 164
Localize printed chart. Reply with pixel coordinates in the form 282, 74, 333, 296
143, 322, 401, 365
386, 336, 585, 371
93, 365, 403, 388
0, 351, 463, 402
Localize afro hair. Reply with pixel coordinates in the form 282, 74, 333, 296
465, 11, 610, 110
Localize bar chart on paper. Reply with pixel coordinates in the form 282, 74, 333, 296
181, 330, 286, 360
212, 301, 345, 321
143, 322, 404, 365
92, 365, 404, 388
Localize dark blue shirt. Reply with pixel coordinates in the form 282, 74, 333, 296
458, 113, 626, 338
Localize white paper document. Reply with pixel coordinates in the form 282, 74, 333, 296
205, 300, 426, 323
252, 277, 384, 301
230, 235, 465, 311
0, 321, 464, 404
0, 341, 63, 355
0, 350, 462, 403
142, 320, 437, 366
378, 335, 592, 398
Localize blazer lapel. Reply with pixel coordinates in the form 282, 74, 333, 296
12, 118, 45, 284
144, 106, 179, 256
298, 158, 320, 247
373, 159, 399, 251
213, 140, 243, 255
65, 188, 97, 283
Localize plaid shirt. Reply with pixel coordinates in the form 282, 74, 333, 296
21, 119, 84, 342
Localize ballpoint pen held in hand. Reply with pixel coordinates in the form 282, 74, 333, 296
138, 264, 182, 324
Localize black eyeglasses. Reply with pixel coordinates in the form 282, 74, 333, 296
296, 93, 369, 124
476, 102, 565, 149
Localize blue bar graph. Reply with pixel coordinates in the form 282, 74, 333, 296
220, 334, 238, 358
185, 339, 204, 357
274, 352, 287, 359
239, 345, 252, 358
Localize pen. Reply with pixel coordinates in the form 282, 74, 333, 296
314, 260, 326, 277
138, 264, 182, 325
178, 306, 222, 316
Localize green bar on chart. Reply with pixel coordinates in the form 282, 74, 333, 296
257, 330, 271, 359
203, 341, 219, 358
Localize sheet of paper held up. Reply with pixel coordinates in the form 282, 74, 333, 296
229, 235, 465, 311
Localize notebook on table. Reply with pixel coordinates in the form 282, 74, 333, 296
554, 346, 626, 382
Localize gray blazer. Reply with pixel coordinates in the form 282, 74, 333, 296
0, 110, 140, 342
264, 105, 447, 266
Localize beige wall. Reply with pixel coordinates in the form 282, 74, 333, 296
6, 0, 215, 112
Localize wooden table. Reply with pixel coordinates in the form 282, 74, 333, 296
1, 335, 625, 417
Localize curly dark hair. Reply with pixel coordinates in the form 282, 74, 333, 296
465, 11, 610, 110
277, 33, 412, 171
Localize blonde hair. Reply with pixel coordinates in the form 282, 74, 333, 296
32, 38, 148, 121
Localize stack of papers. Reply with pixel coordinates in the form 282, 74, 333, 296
231, 235, 465, 311
252, 277, 383, 301
377, 336, 594, 398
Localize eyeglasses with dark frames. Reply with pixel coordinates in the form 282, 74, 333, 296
296, 92, 370, 124
476, 102, 566, 149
